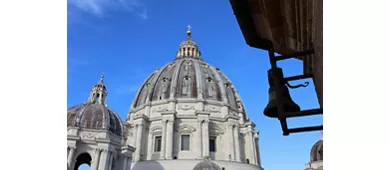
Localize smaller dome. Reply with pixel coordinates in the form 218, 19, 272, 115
193, 156, 221, 170
310, 139, 323, 162
67, 103, 124, 136
67, 74, 124, 136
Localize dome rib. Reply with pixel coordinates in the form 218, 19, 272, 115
133, 73, 156, 109
169, 59, 186, 99
131, 72, 156, 109
76, 104, 92, 127
310, 139, 323, 162
193, 59, 205, 99
151, 63, 176, 101
208, 63, 228, 103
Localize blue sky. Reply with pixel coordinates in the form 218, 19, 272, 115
67, 0, 322, 170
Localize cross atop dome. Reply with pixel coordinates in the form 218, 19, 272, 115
99, 72, 104, 83
186, 25, 192, 37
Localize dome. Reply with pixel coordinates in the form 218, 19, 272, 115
67, 74, 124, 136
310, 139, 323, 162
193, 157, 222, 170
67, 103, 124, 136
130, 27, 247, 119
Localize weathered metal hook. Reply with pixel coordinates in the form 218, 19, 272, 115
285, 81, 309, 89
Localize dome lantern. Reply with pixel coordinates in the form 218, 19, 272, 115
86, 73, 107, 105
176, 25, 201, 59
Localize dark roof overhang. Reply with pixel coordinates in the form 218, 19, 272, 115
229, 0, 317, 59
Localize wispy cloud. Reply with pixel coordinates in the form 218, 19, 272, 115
68, 0, 148, 19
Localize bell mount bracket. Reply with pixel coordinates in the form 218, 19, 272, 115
267, 46, 323, 136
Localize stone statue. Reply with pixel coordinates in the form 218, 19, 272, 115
182, 76, 191, 96
207, 84, 216, 98
159, 78, 169, 99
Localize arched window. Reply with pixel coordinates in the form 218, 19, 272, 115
74, 152, 92, 170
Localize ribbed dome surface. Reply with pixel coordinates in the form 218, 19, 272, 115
310, 139, 323, 162
67, 103, 124, 136
131, 57, 245, 112
130, 28, 248, 118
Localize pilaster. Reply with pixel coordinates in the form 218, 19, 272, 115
202, 119, 210, 157
98, 149, 109, 170
196, 111, 210, 158
165, 119, 174, 159
91, 148, 102, 170
234, 124, 242, 162
161, 111, 175, 160
67, 146, 76, 167
160, 120, 167, 159
134, 123, 144, 161
147, 132, 153, 160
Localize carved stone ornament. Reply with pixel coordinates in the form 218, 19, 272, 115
178, 104, 195, 111
82, 132, 96, 139
153, 106, 168, 113
205, 106, 220, 113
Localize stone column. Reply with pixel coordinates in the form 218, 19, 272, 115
126, 156, 132, 170
246, 131, 255, 165
234, 125, 242, 162
122, 155, 129, 170
197, 119, 203, 159
227, 124, 234, 161
98, 149, 109, 170
165, 120, 174, 159
147, 132, 153, 160
105, 150, 112, 170
254, 132, 261, 166
160, 120, 167, 159
252, 134, 258, 165
108, 151, 114, 170
67, 146, 76, 167
92, 148, 101, 170
134, 124, 144, 161
202, 120, 210, 157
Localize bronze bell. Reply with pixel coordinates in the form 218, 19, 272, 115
263, 68, 300, 118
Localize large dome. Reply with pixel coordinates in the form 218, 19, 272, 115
126, 27, 262, 170
130, 28, 247, 120
67, 75, 124, 136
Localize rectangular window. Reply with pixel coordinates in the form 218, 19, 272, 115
154, 136, 162, 152
209, 137, 216, 152
181, 135, 190, 151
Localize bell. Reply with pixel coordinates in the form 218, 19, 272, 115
263, 68, 301, 118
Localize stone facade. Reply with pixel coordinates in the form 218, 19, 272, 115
67, 28, 263, 170
67, 75, 135, 170
125, 28, 263, 170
